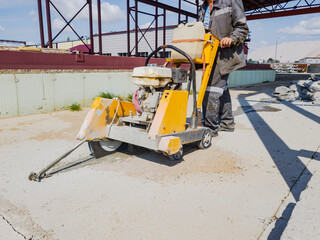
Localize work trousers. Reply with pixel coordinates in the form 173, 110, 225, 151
202, 65, 234, 130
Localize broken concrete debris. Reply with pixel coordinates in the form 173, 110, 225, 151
273, 74, 320, 104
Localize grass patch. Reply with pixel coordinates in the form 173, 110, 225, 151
69, 103, 81, 111
97, 91, 117, 99
96, 91, 133, 102
126, 93, 133, 101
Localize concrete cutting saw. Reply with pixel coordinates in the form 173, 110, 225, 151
29, 23, 220, 182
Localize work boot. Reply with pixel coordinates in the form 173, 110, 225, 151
210, 128, 219, 137
218, 125, 235, 132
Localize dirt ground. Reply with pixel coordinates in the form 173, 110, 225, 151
0, 81, 319, 240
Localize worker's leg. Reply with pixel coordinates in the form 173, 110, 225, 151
202, 68, 227, 131
203, 91, 222, 130
219, 87, 235, 130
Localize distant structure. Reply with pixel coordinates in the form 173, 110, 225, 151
92, 26, 175, 58
36, 0, 320, 56
299, 57, 320, 64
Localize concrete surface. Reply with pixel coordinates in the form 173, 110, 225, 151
0, 80, 319, 240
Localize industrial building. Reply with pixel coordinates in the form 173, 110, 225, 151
300, 57, 320, 64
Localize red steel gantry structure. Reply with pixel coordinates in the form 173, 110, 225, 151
36, 0, 320, 56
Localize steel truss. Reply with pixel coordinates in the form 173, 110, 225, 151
37, 0, 95, 53
36, 0, 320, 56
246, 0, 320, 20
127, 0, 199, 57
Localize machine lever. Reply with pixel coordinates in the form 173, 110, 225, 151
28, 140, 86, 182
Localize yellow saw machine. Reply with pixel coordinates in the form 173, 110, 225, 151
29, 24, 220, 182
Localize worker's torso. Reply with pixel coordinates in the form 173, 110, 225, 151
198, 0, 233, 40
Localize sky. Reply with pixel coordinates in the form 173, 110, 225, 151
0, 0, 320, 53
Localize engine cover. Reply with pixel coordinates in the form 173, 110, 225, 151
132, 66, 188, 88
132, 66, 172, 88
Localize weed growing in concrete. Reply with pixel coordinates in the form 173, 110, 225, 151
97, 92, 117, 99
96, 91, 133, 102
127, 93, 133, 101
69, 103, 81, 111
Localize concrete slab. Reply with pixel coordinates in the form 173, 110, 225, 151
0, 80, 319, 240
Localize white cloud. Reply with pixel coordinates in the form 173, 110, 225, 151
52, 18, 72, 32
0, 25, 5, 31
52, 0, 125, 23
139, 22, 154, 29
259, 40, 269, 48
29, 9, 37, 22
29, 9, 36, 16
277, 16, 320, 35
99, 2, 125, 23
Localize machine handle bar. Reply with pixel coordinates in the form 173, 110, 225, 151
145, 45, 198, 128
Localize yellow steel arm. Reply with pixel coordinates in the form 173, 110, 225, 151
196, 34, 220, 109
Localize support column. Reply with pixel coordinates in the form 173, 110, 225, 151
163, 9, 166, 58
37, 0, 45, 47
97, 0, 102, 55
127, 0, 131, 56
135, 0, 138, 57
45, 0, 52, 48
88, 0, 94, 54
155, 0, 158, 58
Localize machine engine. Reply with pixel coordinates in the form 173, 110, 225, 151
132, 65, 188, 121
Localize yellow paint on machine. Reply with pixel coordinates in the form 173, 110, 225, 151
77, 97, 136, 141
158, 136, 182, 155
148, 90, 188, 140
196, 34, 220, 109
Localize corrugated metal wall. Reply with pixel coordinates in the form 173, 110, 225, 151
0, 69, 275, 118
0, 71, 137, 118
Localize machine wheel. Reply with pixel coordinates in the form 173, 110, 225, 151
169, 148, 183, 161
88, 139, 122, 158
197, 129, 212, 149
28, 172, 37, 181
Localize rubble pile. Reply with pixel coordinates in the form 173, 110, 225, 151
273, 74, 320, 104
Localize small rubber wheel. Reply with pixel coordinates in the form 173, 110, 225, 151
88, 139, 122, 158
169, 148, 183, 161
197, 129, 212, 149
28, 172, 37, 181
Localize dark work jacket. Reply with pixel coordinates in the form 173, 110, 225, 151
198, 0, 249, 75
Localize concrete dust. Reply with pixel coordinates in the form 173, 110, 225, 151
97, 145, 240, 183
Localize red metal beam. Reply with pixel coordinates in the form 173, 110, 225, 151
37, 0, 45, 48
247, 6, 320, 20
0, 50, 166, 70
127, 0, 131, 57
45, 0, 53, 48
137, 0, 197, 18
97, 0, 102, 55
88, 0, 94, 54
135, 0, 138, 57
0, 40, 26, 46
0, 50, 271, 71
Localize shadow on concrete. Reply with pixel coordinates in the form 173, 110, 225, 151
237, 91, 319, 239
126, 143, 200, 167
267, 202, 296, 240
282, 101, 320, 124
45, 142, 200, 178
238, 93, 313, 202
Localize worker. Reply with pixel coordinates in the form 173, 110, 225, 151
198, 0, 249, 135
